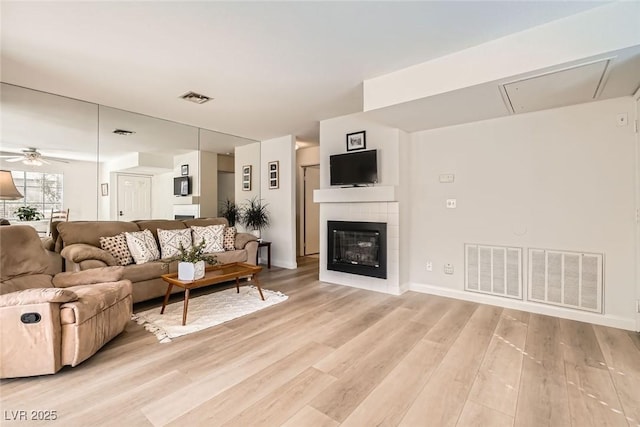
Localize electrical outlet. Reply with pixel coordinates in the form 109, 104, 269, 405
444, 263, 454, 274
426, 261, 433, 271
446, 199, 457, 209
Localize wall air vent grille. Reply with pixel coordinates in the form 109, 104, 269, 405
465, 244, 522, 299
528, 248, 603, 313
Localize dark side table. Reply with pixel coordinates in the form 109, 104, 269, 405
256, 241, 272, 269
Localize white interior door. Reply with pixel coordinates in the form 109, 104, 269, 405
304, 165, 320, 255
117, 174, 151, 221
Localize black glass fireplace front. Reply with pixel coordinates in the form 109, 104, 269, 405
327, 220, 387, 279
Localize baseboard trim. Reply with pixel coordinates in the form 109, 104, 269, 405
409, 282, 637, 331
271, 259, 297, 270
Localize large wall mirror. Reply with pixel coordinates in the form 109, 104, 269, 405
1, 83, 258, 229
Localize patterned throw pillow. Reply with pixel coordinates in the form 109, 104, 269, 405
191, 225, 225, 253
223, 226, 236, 251
99, 233, 134, 266
157, 228, 192, 259
124, 229, 160, 264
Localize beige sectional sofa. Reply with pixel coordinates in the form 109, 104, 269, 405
56, 218, 258, 303
0, 225, 132, 378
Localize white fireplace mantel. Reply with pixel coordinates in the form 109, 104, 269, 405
313, 186, 397, 203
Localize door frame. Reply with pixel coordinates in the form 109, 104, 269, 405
302, 164, 320, 256
634, 92, 640, 331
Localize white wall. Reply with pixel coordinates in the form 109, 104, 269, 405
296, 146, 320, 256
261, 135, 297, 269
398, 129, 411, 293
199, 150, 218, 217
1, 158, 98, 221
319, 114, 400, 189
151, 171, 173, 219
408, 97, 637, 330
234, 142, 261, 222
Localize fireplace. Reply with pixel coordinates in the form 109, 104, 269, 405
327, 220, 387, 279
175, 215, 195, 220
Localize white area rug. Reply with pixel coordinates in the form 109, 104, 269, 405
132, 286, 288, 343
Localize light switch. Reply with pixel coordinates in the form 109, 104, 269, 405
439, 174, 455, 183
446, 199, 457, 209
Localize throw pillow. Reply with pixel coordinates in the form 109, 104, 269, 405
191, 224, 225, 253
99, 233, 134, 266
223, 226, 236, 251
157, 228, 192, 259
124, 229, 160, 264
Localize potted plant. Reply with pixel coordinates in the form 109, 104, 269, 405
176, 239, 218, 281
241, 197, 270, 239
15, 206, 43, 221
219, 199, 240, 227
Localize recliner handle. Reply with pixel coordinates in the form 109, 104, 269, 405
20, 313, 41, 324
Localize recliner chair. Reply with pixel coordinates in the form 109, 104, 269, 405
0, 225, 133, 378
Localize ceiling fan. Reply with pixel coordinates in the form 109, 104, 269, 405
0, 148, 69, 166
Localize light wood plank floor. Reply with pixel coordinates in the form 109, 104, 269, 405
1, 257, 639, 427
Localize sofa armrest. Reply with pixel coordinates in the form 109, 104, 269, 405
235, 232, 258, 250
52, 266, 125, 288
61, 244, 117, 267
0, 288, 78, 307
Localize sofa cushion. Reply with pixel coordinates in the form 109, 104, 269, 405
121, 261, 168, 283
0, 287, 77, 307
99, 234, 134, 266
0, 225, 51, 281
53, 266, 125, 288
133, 220, 186, 241
183, 218, 228, 228
61, 244, 117, 266
223, 227, 236, 251
125, 230, 160, 264
191, 225, 224, 253
57, 221, 139, 247
157, 228, 192, 259
60, 280, 132, 325
1, 274, 54, 295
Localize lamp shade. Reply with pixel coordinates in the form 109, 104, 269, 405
0, 170, 23, 200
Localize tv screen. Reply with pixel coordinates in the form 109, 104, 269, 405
173, 176, 191, 196
330, 149, 378, 186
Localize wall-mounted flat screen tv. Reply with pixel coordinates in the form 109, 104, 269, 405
173, 176, 191, 196
330, 149, 378, 186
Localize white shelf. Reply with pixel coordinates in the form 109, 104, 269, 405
313, 186, 397, 203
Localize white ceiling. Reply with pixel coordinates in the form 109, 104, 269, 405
0, 1, 608, 144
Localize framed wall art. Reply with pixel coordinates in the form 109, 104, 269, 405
242, 165, 252, 191
181, 164, 189, 176
268, 161, 279, 189
346, 130, 366, 151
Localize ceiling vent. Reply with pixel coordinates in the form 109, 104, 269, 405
501, 59, 611, 114
180, 91, 213, 104
113, 129, 135, 136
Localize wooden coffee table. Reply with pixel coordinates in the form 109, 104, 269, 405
160, 262, 263, 325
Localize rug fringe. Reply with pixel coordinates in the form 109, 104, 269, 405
131, 313, 172, 343
247, 285, 288, 299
